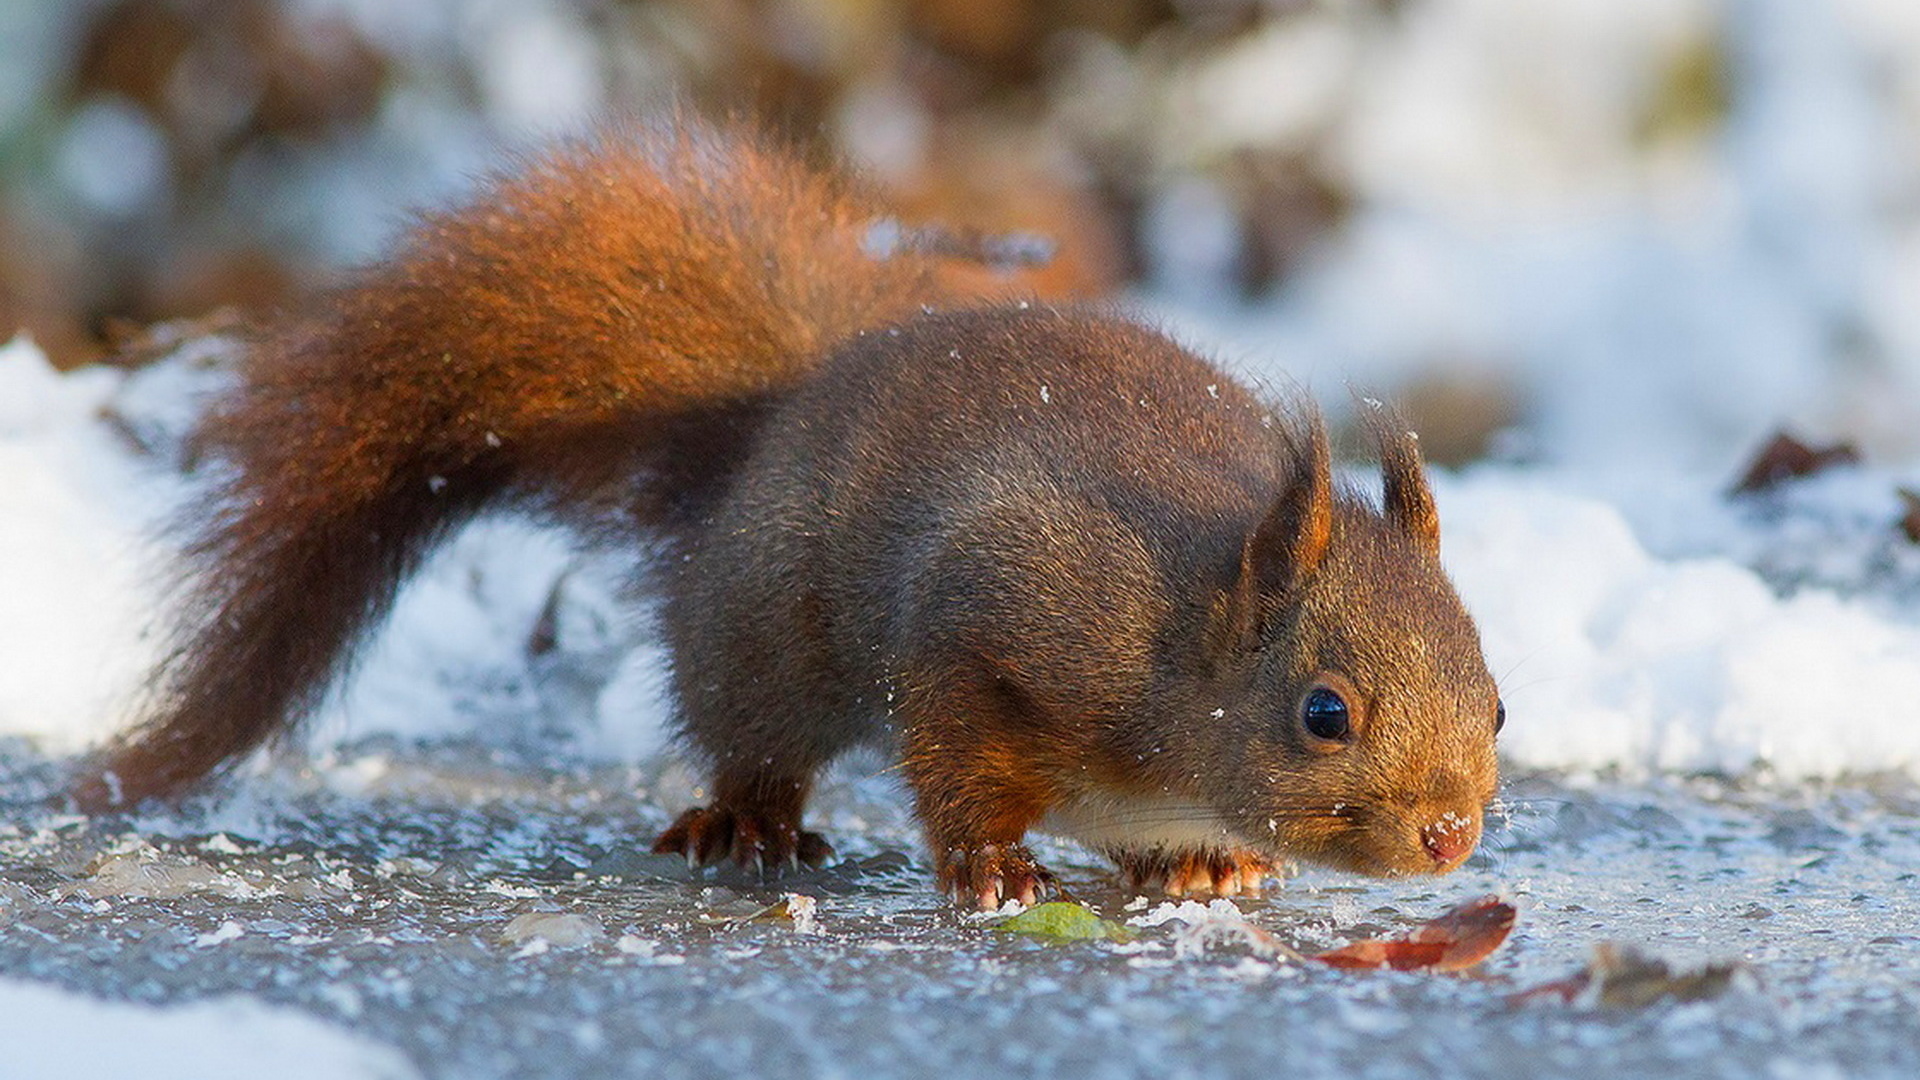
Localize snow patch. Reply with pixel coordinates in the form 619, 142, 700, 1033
0, 979, 420, 1080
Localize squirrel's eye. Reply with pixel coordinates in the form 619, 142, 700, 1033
1495, 700, 1506, 735
1301, 687, 1351, 741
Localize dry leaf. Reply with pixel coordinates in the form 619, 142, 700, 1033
1313, 895, 1516, 973
1509, 942, 1745, 1007
1729, 431, 1860, 494
1897, 488, 1920, 544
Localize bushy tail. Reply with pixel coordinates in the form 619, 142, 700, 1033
77, 118, 961, 808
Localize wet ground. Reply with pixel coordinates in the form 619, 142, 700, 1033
3, 739, 1918, 1080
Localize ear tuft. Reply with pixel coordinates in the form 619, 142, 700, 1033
1363, 401, 1441, 555
1247, 408, 1334, 584
1217, 410, 1334, 653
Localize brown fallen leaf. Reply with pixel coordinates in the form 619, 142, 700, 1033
1508, 942, 1746, 1008
1729, 431, 1861, 494
1313, 895, 1516, 973
1315, 938, 1449, 971
1897, 488, 1920, 545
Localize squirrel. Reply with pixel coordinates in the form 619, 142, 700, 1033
73, 116, 1504, 910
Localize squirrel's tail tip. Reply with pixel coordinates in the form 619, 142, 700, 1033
68, 767, 124, 815
68, 739, 207, 815
69, 756, 132, 814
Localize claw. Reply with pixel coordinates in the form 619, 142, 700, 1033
940, 843, 1056, 911
652, 804, 832, 877
797, 832, 834, 868
1115, 848, 1274, 899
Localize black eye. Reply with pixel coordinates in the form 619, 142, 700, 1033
1495, 700, 1506, 734
1302, 687, 1351, 741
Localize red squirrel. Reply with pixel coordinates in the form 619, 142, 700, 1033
76, 117, 1503, 910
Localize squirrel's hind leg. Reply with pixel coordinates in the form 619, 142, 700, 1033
652, 771, 833, 873
653, 507, 863, 875
650, 623, 850, 874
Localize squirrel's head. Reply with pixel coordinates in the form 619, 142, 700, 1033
1204, 408, 1500, 877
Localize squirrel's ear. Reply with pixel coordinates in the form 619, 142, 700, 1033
1368, 406, 1441, 555
1215, 412, 1332, 654
1245, 414, 1334, 585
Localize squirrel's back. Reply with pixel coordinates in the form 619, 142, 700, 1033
669, 305, 1288, 735
769, 307, 1290, 607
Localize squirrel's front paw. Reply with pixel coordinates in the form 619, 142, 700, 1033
1114, 848, 1274, 898
940, 843, 1057, 910
652, 805, 833, 873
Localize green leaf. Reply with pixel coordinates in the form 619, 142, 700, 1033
998, 902, 1135, 944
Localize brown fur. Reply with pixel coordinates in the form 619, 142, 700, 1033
75, 117, 956, 807
78, 118, 1501, 910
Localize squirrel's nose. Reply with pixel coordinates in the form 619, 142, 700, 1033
1420, 813, 1478, 867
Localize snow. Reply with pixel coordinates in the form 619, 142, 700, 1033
1160, 0, 1920, 472
0, 978, 420, 1080
0, 333, 668, 760
0, 338, 171, 751
1439, 471, 1920, 778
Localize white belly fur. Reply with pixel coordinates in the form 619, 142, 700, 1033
1038, 789, 1241, 852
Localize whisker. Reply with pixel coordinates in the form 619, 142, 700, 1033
1495, 655, 1533, 691
1498, 673, 1580, 698
1481, 790, 1573, 845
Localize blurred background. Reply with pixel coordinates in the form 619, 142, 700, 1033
2, 0, 1919, 470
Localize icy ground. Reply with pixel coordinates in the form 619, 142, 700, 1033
3, 745, 1920, 1080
